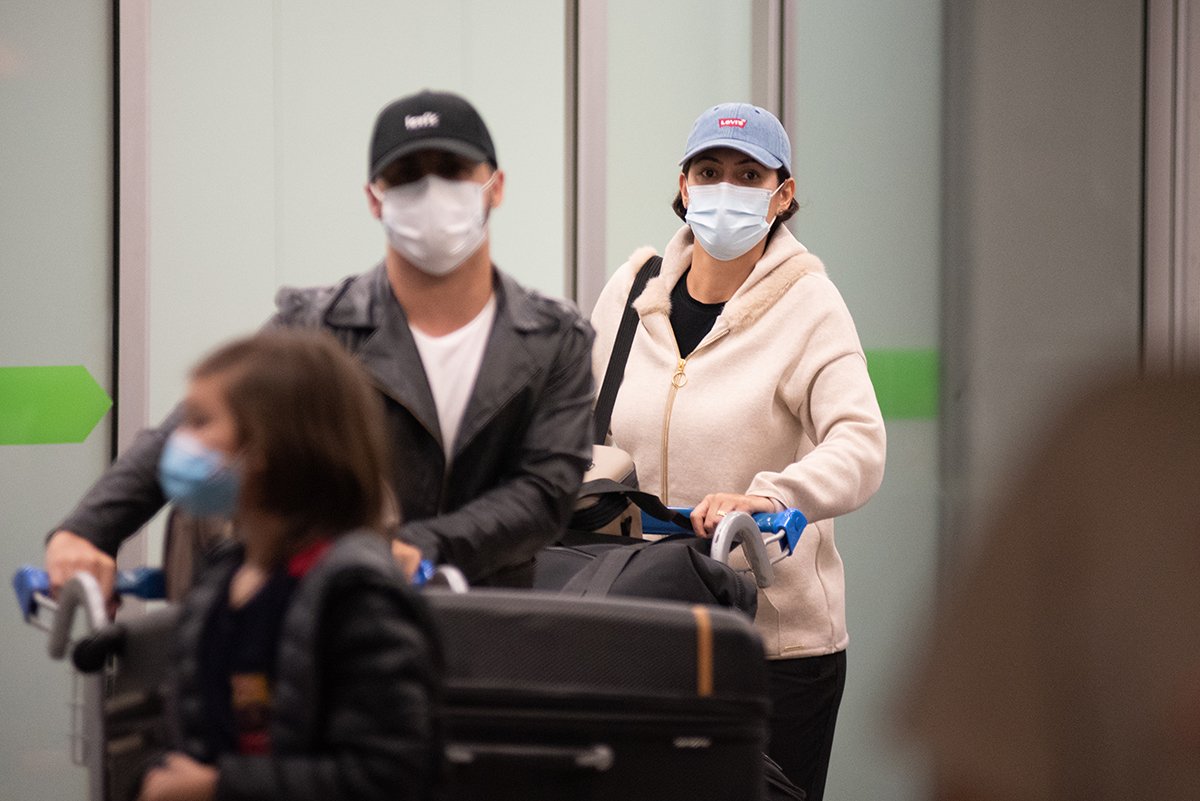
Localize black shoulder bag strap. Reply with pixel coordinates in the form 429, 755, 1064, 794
561, 541, 651, 598
587, 255, 689, 531
592, 255, 663, 445
575, 477, 690, 528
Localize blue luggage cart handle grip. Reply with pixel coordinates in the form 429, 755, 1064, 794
12, 565, 50, 621
18, 555, 448, 619
410, 559, 437, 586
640, 507, 807, 555
752, 508, 807, 555
115, 567, 166, 600
13, 566, 166, 620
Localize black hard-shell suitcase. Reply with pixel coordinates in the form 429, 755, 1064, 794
425, 588, 769, 801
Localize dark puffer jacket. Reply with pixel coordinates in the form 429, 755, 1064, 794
171, 531, 441, 801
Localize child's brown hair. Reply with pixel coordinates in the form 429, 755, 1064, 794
191, 328, 392, 544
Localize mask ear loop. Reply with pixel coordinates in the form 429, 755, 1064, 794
765, 181, 788, 225
479, 171, 499, 224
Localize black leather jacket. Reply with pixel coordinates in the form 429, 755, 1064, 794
172, 532, 441, 801
59, 264, 595, 587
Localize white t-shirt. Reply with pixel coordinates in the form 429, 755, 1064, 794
410, 295, 497, 460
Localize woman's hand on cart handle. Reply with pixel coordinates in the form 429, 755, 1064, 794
690, 493, 779, 538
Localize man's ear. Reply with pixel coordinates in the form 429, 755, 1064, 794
365, 183, 383, 220
678, 172, 689, 208
487, 169, 505, 209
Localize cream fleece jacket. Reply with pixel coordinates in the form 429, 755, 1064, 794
591, 225, 886, 659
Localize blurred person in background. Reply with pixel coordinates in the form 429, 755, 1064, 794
900, 372, 1200, 801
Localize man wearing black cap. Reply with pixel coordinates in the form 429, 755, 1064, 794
45, 90, 594, 590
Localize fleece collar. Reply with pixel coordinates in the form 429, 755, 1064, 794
632, 225, 826, 333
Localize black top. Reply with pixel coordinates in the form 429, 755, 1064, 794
670, 269, 725, 358
199, 565, 298, 755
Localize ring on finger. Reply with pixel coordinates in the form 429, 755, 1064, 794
716, 510, 728, 517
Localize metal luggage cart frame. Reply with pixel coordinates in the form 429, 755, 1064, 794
16, 568, 108, 801
10, 558, 464, 801
13, 567, 172, 801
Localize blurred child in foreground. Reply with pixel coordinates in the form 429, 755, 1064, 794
139, 329, 439, 801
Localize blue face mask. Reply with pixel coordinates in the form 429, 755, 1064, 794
158, 430, 241, 517
684, 181, 783, 261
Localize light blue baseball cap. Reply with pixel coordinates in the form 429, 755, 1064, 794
680, 102, 792, 175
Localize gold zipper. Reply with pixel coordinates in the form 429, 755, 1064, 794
658, 329, 729, 506
660, 356, 688, 505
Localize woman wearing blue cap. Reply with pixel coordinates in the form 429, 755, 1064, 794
590, 103, 886, 800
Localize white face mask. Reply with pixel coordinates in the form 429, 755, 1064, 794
375, 174, 495, 276
684, 181, 783, 262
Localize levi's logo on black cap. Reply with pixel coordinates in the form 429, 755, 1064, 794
718, 117, 747, 128
405, 111, 439, 130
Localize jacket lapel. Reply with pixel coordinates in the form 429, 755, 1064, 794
324, 265, 550, 461
331, 264, 443, 447
451, 271, 542, 459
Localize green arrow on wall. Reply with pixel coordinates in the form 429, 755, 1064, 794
0, 354, 933, 441
0, 366, 112, 445
864, 349, 939, 420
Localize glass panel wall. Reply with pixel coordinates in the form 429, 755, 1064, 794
144, 0, 567, 554
0, 3, 113, 797
790, 3, 942, 799
603, 0, 754, 280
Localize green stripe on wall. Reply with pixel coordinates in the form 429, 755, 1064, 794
0, 366, 113, 445
864, 349, 939, 420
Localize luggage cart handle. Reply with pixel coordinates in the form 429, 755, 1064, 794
752, 508, 807, 555
46, 572, 107, 660
12, 565, 51, 622
710, 512, 775, 589
639, 507, 807, 590
15, 557, 460, 631
410, 560, 469, 593
13, 565, 166, 622
640, 507, 807, 554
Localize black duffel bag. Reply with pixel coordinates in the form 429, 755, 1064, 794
534, 535, 757, 619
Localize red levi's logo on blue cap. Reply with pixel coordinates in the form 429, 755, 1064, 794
718, 117, 747, 128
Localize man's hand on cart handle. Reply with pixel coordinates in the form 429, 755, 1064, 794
391, 538, 424, 581
138, 752, 217, 801
45, 530, 117, 612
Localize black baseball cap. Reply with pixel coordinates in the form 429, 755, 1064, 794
368, 90, 498, 180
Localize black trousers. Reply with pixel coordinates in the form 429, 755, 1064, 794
765, 650, 847, 801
